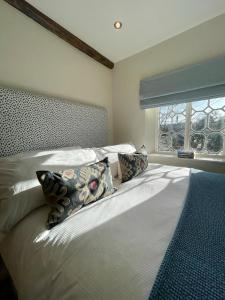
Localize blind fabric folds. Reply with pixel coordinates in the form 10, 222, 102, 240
139, 56, 225, 109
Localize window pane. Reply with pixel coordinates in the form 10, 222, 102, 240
158, 97, 225, 154
172, 114, 185, 132
172, 134, 184, 150
191, 112, 206, 131
192, 100, 208, 111
210, 97, 225, 109
208, 110, 225, 130
173, 103, 185, 114
159, 133, 171, 151
158, 104, 185, 152
190, 134, 205, 151
189, 97, 225, 154
207, 133, 223, 153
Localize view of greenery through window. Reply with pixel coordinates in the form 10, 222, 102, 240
158, 97, 225, 154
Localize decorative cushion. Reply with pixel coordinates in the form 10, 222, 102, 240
118, 152, 148, 182
98, 143, 137, 179
37, 158, 115, 229
0, 147, 104, 240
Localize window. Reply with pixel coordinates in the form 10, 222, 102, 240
158, 97, 225, 155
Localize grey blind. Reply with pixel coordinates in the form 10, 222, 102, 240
140, 56, 225, 109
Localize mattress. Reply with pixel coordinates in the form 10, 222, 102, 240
0, 164, 190, 300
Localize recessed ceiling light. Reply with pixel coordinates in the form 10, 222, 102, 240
114, 21, 122, 30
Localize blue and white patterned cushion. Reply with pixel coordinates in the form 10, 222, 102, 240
37, 158, 115, 229
118, 152, 148, 182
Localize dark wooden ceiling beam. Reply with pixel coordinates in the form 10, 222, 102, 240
4, 0, 114, 69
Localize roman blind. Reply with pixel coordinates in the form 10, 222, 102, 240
139, 56, 225, 109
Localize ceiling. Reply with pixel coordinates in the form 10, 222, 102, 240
27, 0, 225, 63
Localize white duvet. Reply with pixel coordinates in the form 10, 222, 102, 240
0, 164, 190, 300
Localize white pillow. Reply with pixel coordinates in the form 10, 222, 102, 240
0, 147, 104, 239
98, 144, 136, 179
0, 145, 81, 161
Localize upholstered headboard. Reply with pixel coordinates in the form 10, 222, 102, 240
0, 87, 107, 157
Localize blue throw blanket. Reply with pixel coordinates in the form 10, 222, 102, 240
149, 169, 225, 300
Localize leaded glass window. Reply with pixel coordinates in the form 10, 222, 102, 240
158, 97, 225, 154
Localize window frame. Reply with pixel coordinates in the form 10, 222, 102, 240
155, 101, 225, 159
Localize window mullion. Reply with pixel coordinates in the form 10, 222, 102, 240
155, 107, 160, 152
184, 103, 192, 151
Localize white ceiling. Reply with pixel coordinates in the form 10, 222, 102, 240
27, 0, 225, 63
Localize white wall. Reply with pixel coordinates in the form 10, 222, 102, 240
0, 0, 113, 143
112, 13, 225, 153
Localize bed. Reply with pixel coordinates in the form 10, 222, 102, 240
1, 87, 224, 300
0, 163, 190, 300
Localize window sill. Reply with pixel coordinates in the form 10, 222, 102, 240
149, 153, 225, 173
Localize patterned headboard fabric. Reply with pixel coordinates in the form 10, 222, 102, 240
0, 87, 107, 157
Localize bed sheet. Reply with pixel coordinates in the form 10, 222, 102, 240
0, 164, 190, 300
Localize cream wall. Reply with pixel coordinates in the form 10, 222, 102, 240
112, 13, 225, 153
1, 0, 225, 165
0, 0, 113, 143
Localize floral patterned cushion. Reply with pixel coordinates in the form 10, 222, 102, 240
36, 158, 115, 229
118, 152, 148, 182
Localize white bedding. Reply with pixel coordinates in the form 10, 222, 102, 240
0, 164, 190, 300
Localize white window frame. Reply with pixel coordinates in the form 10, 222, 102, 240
155, 102, 225, 159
